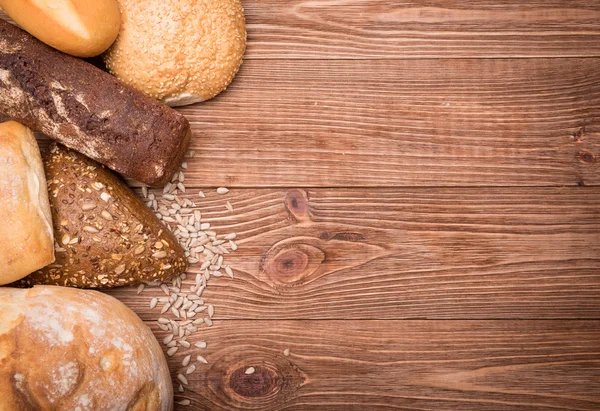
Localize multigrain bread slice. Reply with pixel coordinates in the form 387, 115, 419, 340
0, 18, 191, 187
15, 144, 187, 288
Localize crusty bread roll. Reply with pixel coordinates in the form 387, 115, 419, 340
104, 0, 246, 106
0, 19, 192, 187
15, 144, 188, 289
0, 121, 54, 285
0, 285, 173, 410
0, 0, 121, 57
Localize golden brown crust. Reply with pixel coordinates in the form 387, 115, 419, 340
0, 121, 54, 285
104, 0, 246, 106
0, 285, 173, 410
0, 0, 121, 57
15, 144, 187, 288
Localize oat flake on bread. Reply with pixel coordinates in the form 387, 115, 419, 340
104, 0, 247, 106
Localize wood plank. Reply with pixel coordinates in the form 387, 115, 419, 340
243, 0, 600, 59
108, 187, 600, 319
152, 58, 600, 187
34, 57, 600, 188
141, 319, 600, 410
3, 2, 600, 59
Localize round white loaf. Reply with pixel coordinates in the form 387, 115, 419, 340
0, 286, 173, 410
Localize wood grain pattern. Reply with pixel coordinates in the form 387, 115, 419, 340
3, 1, 600, 409
143, 320, 600, 410
242, 0, 600, 59
3, 1, 600, 59
107, 187, 600, 319
150, 58, 599, 187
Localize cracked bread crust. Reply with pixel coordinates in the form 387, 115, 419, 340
0, 286, 173, 410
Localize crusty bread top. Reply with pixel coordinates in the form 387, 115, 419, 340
104, 0, 246, 106
0, 121, 54, 285
0, 286, 173, 410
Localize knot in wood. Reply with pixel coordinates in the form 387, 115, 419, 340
229, 365, 280, 398
576, 150, 596, 165
284, 189, 310, 222
262, 242, 325, 285
209, 352, 306, 408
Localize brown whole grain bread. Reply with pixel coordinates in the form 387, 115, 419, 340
15, 144, 188, 288
0, 18, 191, 187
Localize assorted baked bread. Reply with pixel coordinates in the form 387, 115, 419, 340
0, 0, 121, 57
15, 144, 188, 288
0, 121, 54, 286
104, 0, 246, 106
0, 18, 192, 187
0, 1, 247, 406
0, 285, 173, 410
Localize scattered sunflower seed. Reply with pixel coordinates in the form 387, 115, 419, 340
245, 367, 255, 375
177, 374, 189, 385
216, 187, 229, 195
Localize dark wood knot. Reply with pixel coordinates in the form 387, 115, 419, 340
230, 366, 279, 398
284, 189, 310, 222
205, 350, 307, 408
572, 126, 585, 142
262, 240, 325, 285
576, 150, 596, 165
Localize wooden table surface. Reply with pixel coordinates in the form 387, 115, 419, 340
9, 1, 600, 409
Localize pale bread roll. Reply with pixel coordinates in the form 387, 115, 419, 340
0, 0, 121, 57
0, 121, 54, 285
0, 286, 173, 410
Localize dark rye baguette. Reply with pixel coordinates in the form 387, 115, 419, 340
0, 19, 191, 187
15, 144, 188, 288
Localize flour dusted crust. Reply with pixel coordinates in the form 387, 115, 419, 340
0, 121, 54, 285
0, 286, 173, 410
0, 19, 191, 187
